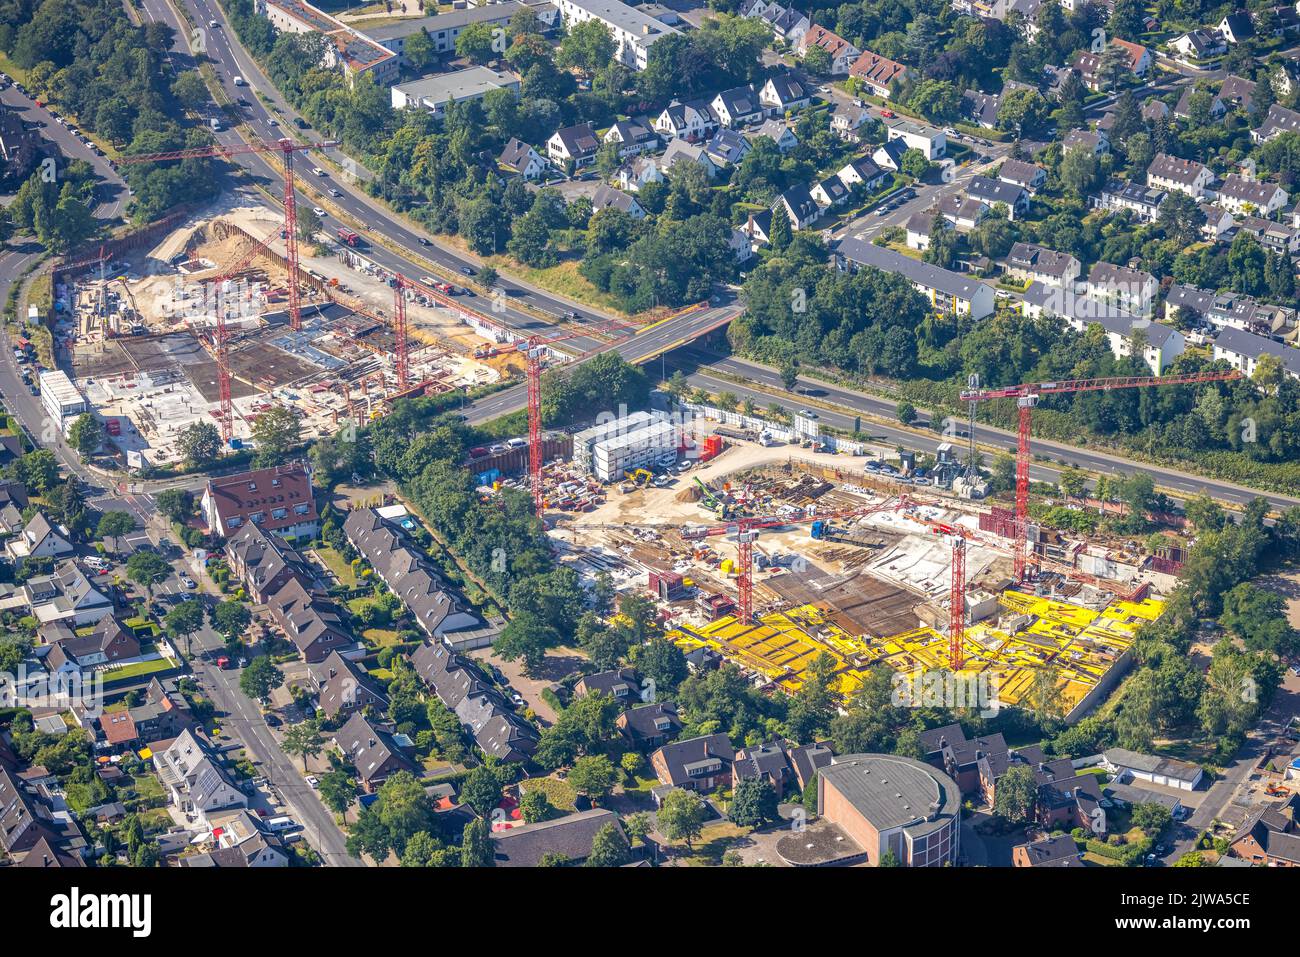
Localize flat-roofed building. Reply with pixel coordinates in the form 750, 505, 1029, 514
552, 0, 679, 70
817, 753, 961, 867
391, 67, 520, 116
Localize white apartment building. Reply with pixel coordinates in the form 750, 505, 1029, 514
38, 369, 86, 433
551, 0, 679, 71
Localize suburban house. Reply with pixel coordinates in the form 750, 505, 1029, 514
836, 155, 887, 192
1072, 38, 1151, 91
750, 118, 798, 153
23, 561, 113, 628
410, 641, 538, 762
1146, 153, 1214, 199
711, 84, 765, 128
602, 119, 658, 159
1218, 10, 1255, 44
0, 768, 62, 857
775, 183, 821, 229
265, 577, 353, 663
758, 73, 810, 115
654, 99, 719, 141
886, 120, 946, 160
965, 175, 1029, 220
849, 49, 907, 98
187, 807, 289, 867
547, 123, 600, 169
1228, 797, 1300, 866
1062, 128, 1109, 156
334, 713, 417, 791
905, 211, 951, 251
658, 138, 720, 178
937, 191, 990, 230
617, 155, 665, 193
961, 89, 1002, 129
997, 159, 1046, 193
871, 138, 910, 171
739, 208, 774, 252
309, 650, 389, 719
1253, 103, 1300, 141
1238, 215, 1300, 253
704, 128, 752, 168
1092, 178, 1167, 222
732, 740, 832, 799
831, 103, 872, 141
835, 238, 995, 319
574, 667, 639, 701
343, 508, 481, 644
1169, 28, 1226, 62
1202, 204, 1237, 240
498, 137, 546, 180
651, 733, 736, 793
202, 463, 318, 540
1215, 173, 1288, 215
811, 174, 851, 208
1085, 261, 1159, 317
1004, 242, 1081, 290
796, 24, 861, 75
490, 808, 627, 866
41, 616, 141, 674
153, 729, 248, 826
591, 184, 647, 219
617, 701, 681, 748
224, 520, 317, 605
5, 511, 73, 567
1012, 833, 1084, 867
739, 0, 810, 45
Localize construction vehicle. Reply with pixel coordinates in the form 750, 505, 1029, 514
336, 227, 361, 247
809, 518, 882, 548
624, 468, 653, 488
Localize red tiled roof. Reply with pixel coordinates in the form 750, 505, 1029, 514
102, 711, 138, 745
206, 463, 317, 534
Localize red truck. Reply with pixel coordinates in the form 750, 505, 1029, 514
336, 227, 361, 247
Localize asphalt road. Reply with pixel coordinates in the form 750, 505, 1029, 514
137, 0, 677, 358
665, 348, 1300, 511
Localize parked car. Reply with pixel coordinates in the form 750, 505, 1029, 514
306, 776, 320, 789
179, 574, 196, 589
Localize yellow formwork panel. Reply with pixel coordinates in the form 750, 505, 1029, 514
666, 593, 1164, 714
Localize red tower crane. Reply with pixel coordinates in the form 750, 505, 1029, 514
120, 137, 338, 332
680, 496, 912, 626
959, 370, 1243, 582
391, 275, 412, 391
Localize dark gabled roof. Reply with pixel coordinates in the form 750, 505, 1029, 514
763, 72, 808, 105
777, 183, 819, 221
16, 834, 84, 867
498, 136, 540, 172
966, 175, 1027, 207
1146, 152, 1209, 187
713, 84, 760, 118
1015, 833, 1083, 867
618, 701, 680, 741
334, 713, 416, 783
309, 650, 389, 717
266, 577, 350, 656
576, 668, 638, 698
490, 808, 624, 866
917, 722, 966, 756
225, 520, 314, 595
551, 123, 599, 157
733, 741, 793, 781
652, 732, 735, 786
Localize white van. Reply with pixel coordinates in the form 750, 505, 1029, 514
265, 816, 299, 832
233, 76, 245, 87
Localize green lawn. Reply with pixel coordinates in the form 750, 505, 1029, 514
520, 776, 578, 812
362, 628, 400, 648
100, 656, 178, 685
313, 545, 359, 588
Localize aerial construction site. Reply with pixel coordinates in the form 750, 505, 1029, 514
50, 198, 527, 469
529, 407, 1181, 724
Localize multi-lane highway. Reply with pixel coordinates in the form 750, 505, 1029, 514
664, 349, 1300, 512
